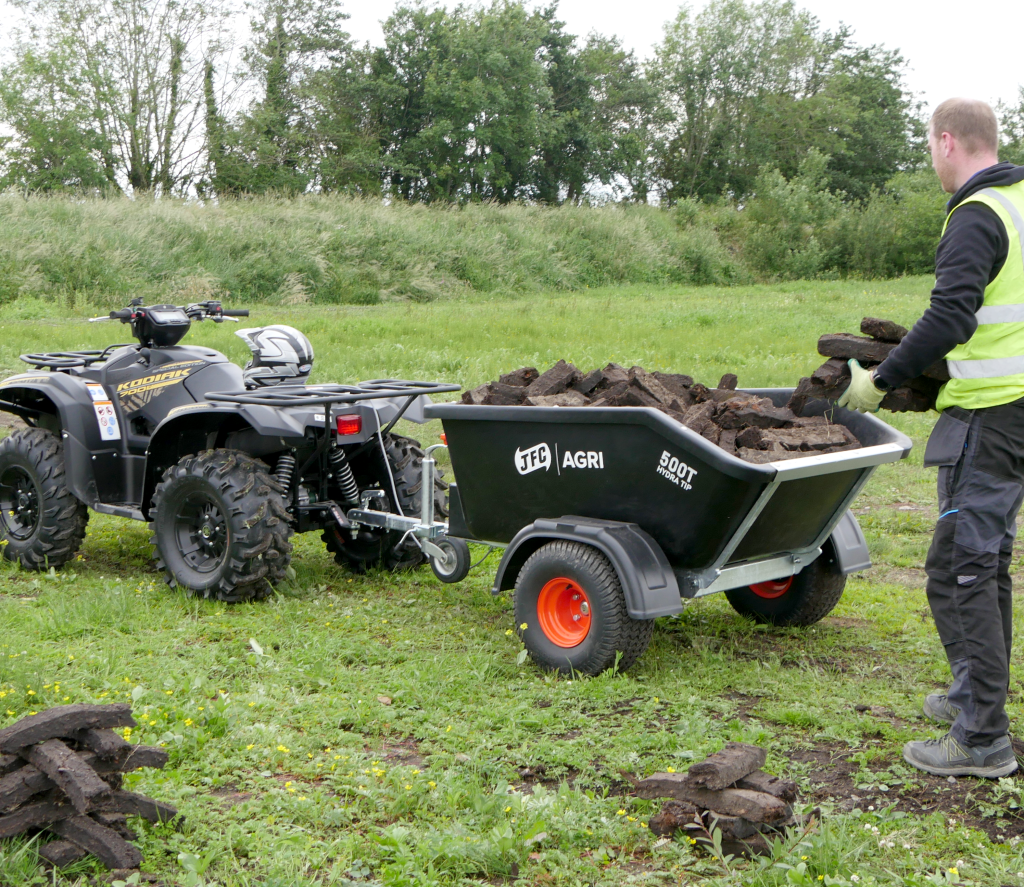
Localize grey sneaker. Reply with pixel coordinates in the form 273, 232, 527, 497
903, 732, 1017, 778
922, 693, 961, 725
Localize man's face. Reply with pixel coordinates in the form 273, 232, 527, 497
929, 126, 957, 193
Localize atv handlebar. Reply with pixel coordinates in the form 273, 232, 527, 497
89, 301, 249, 324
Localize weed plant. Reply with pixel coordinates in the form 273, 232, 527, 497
2, 283, 1024, 885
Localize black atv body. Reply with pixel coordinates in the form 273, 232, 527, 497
0, 301, 462, 600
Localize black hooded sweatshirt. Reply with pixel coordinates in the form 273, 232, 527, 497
874, 161, 1024, 391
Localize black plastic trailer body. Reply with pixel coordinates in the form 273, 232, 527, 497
426, 389, 912, 612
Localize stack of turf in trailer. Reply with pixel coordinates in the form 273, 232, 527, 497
789, 317, 948, 414
0, 704, 179, 872
463, 361, 862, 462
636, 742, 801, 856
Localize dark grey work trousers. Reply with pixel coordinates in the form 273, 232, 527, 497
924, 398, 1024, 745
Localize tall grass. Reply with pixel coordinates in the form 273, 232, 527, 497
0, 173, 946, 309
0, 195, 742, 308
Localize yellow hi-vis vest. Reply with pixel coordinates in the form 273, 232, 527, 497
937, 179, 1024, 411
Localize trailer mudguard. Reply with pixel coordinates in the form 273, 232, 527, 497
493, 516, 684, 620
827, 510, 871, 575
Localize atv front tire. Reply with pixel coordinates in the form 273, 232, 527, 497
150, 449, 293, 602
322, 434, 447, 573
0, 428, 88, 569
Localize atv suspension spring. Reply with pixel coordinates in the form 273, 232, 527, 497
328, 446, 360, 505
275, 453, 296, 494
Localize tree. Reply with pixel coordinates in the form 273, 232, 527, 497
649, 0, 920, 202
206, 0, 377, 196
370, 1, 554, 203
533, 12, 658, 204
369, 0, 657, 204
999, 88, 1024, 167
0, 43, 112, 191
0, 0, 229, 194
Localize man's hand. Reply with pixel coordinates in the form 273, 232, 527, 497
836, 359, 886, 413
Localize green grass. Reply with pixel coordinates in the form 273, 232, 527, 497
3, 280, 1024, 886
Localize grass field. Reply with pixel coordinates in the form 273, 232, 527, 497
4, 278, 1024, 887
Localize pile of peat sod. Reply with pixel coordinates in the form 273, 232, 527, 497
0, 704, 179, 873
789, 317, 947, 414
634, 742, 805, 857
463, 360, 861, 463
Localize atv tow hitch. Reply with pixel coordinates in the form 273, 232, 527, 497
346, 446, 448, 560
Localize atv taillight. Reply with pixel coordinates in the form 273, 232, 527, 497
336, 414, 362, 435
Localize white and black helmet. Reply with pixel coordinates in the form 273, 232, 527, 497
236, 325, 314, 385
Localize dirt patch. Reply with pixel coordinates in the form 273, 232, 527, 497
823, 616, 873, 630
865, 566, 929, 589
789, 740, 1024, 840
514, 763, 583, 794
211, 783, 252, 807
375, 736, 425, 769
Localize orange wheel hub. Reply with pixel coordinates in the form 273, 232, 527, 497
536, 577, 592, 647
749, 577, 794, 599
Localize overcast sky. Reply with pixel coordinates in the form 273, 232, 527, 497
344, 0, 1022, 117
0, 0, 1019, 117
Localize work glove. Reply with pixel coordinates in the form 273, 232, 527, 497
836, 359, 885, 413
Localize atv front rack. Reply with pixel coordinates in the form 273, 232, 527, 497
20, 345, 135, 370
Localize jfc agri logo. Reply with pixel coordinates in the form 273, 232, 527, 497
515, 442, 551, 475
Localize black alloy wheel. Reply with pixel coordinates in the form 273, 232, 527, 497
151, 449, 293, 602
0, 465, 41, 541
173, 493, 229, 576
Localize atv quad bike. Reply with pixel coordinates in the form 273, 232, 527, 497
0, 299, 469, 601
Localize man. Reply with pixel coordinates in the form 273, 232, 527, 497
839, 97, 1024, 778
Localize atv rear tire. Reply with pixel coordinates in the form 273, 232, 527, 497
322, 434, 447, 573
0, 428, 88, 570
514, 541, 655, 676
151, 449, 293, 602
724, 554, 846, 626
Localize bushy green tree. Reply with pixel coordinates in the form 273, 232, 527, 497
0, 44, 112, 191
369, 1, 656, 203
650, 0, 921, 203
206, 0, 378, 196
999, 88, 1024, 167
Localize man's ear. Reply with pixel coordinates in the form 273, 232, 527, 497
940, 130, 955, 157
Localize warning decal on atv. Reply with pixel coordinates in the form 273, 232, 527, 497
86, 384, 121, 441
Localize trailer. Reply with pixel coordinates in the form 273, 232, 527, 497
426, 390, 912, 675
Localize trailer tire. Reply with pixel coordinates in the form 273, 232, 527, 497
151, 449, 293, 602
514, 541, 654, 676
724, 556, 846, 626
0, 428, 88, 570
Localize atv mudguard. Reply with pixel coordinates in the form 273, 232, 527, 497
142, 402, 326, 513
0, 372, 118, 507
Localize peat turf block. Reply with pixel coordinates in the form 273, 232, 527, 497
466, 361, 863, 463
0, 704, 177, 873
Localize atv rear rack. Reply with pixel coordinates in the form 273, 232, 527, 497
210, 381, 463, 568
206, 380, 461, 407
